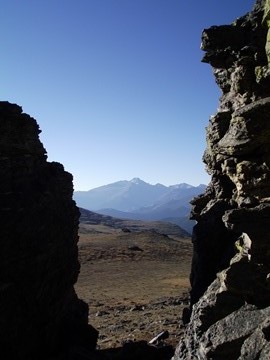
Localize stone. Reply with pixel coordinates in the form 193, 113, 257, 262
174, 0, 270, 358
0, 102, 98, 359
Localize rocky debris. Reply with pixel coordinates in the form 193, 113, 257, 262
84, 295, 189, 353
149, 330, 169, 345
97, 340, 175, 360
0, 102, 97, 359
130, 304, 145, 311
96, 311, 110, 317
174, 0, 270, 358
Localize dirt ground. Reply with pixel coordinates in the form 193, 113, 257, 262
75, 226, 193, 350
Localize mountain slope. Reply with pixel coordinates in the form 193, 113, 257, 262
74, 178, 168, 211
97, 208, 195, 234
79, 207, 190, 237
74, 179, 206, 233
74, 178, 206, 213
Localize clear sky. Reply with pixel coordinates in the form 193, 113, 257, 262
1, 0, 255, 190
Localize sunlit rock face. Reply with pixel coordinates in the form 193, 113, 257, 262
0, 102, 97, 359
174, 0, 270, 358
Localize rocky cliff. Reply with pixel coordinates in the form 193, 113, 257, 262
174, 0, 270, 359
0, 102, 97, 359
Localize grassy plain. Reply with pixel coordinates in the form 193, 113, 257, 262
75, 223, 192, 349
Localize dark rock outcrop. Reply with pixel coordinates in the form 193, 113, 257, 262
174, 0, 270, 358
0, 102, 97, 359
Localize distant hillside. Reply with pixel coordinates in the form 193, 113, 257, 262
74, 179, 206, 233
79, 207, 190, 237
97, 208, 195, 234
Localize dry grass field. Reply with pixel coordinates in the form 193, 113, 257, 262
75, 222, 193, 350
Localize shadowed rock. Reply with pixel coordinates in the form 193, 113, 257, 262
0, 102, 97, 359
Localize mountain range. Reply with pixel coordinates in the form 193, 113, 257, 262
73, 178, 207, 234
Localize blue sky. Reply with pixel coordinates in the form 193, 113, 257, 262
1, 0, 255, 190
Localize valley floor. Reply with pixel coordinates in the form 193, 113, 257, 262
75, 227, 192, 350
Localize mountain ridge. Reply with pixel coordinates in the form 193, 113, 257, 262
74, 178, 206, 233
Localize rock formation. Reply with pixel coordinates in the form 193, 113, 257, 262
0, 102, 97, 359
5, 1, 270, 358
174, 0, 270, 358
